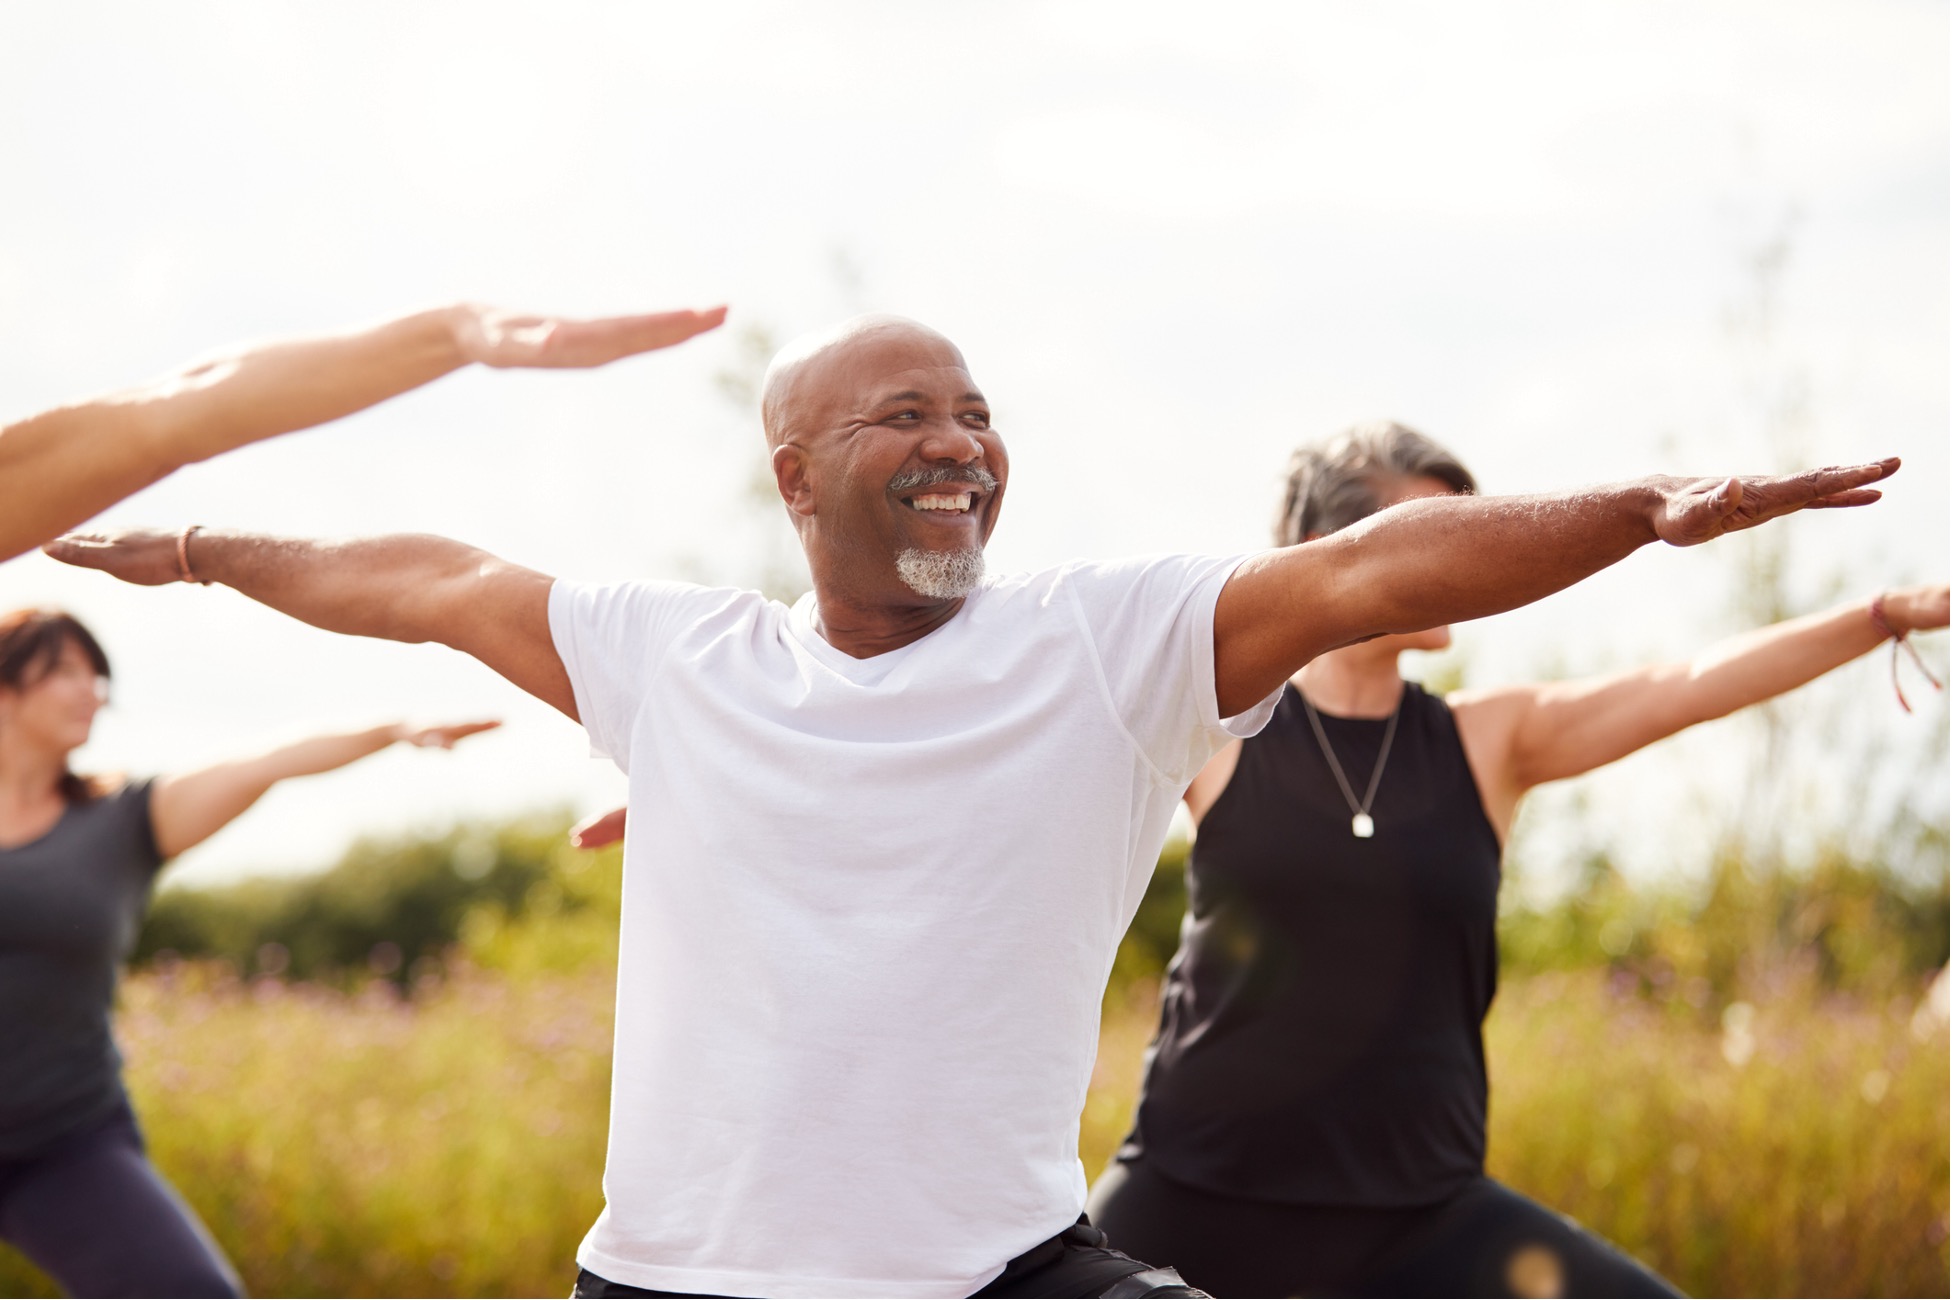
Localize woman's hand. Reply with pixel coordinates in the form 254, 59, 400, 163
452, 305, 728, 369
1877, 584, 1950, 634
396, 719, 503, 750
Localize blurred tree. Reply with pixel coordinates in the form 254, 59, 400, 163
135, 817, 584, 986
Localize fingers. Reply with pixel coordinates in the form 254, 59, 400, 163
1741, 458, 1900, 524
1924, 589, 1952, 633
598, 306, 730, 359
1800, 488, 1884, 509
539, 306, 729, 367
569, 806, 628, 850
408, 719, 503, 748
617, 305, 728, 345
41, 530, 183, 585
41, 533, 107, 567
1801, 458, 1901, 496
469, 303, 729, 369
1899, 583, 1951, 632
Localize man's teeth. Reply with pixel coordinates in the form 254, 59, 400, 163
910, 493, 973, 512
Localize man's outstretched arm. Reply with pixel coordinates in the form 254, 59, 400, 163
1212, 462, 1899, 717
0, 302, 726, 563
43, 528, 575, 719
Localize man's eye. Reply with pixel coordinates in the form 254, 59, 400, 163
963, 412, 991, 427
890, 411, 920, 422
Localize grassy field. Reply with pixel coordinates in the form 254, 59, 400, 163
1083, 970, 1950, 1298
0, 962, 616, 1299
0, 958, 1943, 1297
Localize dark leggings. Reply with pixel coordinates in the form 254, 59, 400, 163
0, 1102, 241, 1298
1088, 1156, 1680, 1299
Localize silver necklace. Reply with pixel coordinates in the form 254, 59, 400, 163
1301, 685, 1403, 839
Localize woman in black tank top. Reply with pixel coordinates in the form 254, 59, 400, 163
1086, 423, 1948, 1298
0, 608, 500, 1297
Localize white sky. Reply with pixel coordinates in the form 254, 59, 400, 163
0, 0, 1947, 890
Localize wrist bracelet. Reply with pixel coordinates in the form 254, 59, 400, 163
175, 526, 212, 587
1870, 593, 1942, 713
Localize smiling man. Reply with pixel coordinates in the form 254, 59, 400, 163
47, 312, 1896, 1299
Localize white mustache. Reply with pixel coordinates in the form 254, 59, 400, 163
888, 465, 998, 494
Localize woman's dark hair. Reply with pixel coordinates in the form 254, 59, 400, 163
1274, 420, 1478, 547
0, 609, 113, 804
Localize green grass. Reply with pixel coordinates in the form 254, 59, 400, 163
0, 961, 615, 1298
1480, 970, 1949, 1298
0, 958, 1942, 1296
1082, 968, 1950, 1299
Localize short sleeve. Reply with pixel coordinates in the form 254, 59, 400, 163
549, 579, 722, 771
112, 777, 164, 874
1063, 554, 1282, 786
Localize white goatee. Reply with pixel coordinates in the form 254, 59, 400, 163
895, 546, 986, 600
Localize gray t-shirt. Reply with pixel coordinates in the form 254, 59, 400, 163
0, 780, 160, 1157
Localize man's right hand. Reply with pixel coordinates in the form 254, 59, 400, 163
43, 528, 192, 586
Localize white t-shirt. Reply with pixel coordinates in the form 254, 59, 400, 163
549, 553, 1278, 1299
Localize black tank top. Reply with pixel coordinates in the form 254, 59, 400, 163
1118, 681, 1502, 1207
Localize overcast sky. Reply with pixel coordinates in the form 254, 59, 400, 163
1, 0, 1947, 890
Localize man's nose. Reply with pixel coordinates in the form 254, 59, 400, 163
917, 415, 986, 463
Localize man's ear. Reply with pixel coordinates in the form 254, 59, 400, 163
772, 444, 817, 517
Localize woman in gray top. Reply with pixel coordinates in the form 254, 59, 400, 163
0, 607, 496, 1297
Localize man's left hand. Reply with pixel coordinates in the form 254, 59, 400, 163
1653, 458, 1900, 547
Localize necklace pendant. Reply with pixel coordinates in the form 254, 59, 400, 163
1351, 812, 1375, 839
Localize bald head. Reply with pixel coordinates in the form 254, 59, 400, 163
755, 311, 1005, 611
761, 315, 967, 448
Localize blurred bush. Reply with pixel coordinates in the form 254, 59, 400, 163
1108, 828, 1949, 1008
1498, 838, 1950, 1007
145, 811, 1947, 1017
134, 814, 620, 985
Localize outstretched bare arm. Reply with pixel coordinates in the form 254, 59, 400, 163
1213, 462, 1900, 717
1448, 582, 1948, 833
0, 302, 726, 563
44, 528, 573, 718
151, 720, 502, 859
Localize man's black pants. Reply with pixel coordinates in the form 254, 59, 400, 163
571, 1217, 1205, 1298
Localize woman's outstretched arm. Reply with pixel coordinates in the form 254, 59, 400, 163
148, 720, 501, 860
1451, 584, 1949, 832
0, 302, 725, 563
